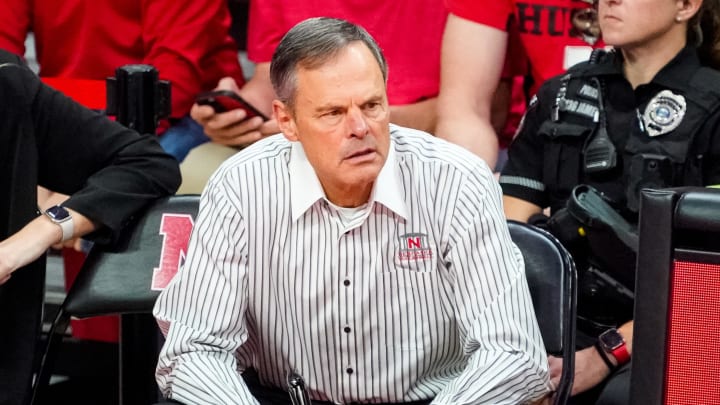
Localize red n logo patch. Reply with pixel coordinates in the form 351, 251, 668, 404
407, 237, 422, 249
151, 213, 194, 290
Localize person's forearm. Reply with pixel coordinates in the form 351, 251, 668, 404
238, 63, 275, 118
437, 14, 508, 167
503, 195, 543, 222
389, 97, 438, 134
0, 208, 97, 282
619, 321, 634, 356
436, 115, 500, 168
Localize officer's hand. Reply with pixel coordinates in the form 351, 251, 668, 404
550, 346, 612, 397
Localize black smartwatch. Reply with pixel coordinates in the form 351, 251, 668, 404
44, 205, 74, 242
597, 328, 631, 368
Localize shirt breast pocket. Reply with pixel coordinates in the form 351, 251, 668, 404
378, 253, 444, 351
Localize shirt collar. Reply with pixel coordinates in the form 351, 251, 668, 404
371, 140, 408, 219
289, 134, 408, 221
289, 142, 326, 221
583, 46, 701, 88
648, 46, 701, 90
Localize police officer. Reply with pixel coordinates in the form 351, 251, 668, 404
499, 0, 720, 403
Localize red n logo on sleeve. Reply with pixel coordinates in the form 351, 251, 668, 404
151, 213, 194, 290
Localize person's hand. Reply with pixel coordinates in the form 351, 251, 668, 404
549, 346, 612, 396
190, 77, 279, 148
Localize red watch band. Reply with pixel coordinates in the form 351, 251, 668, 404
599, 328, 631, 367
611, 343, 631, 365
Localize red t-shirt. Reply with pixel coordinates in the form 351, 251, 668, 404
446, 0, 605, 95
498, 17, 529, 146
0, 0, 245, 120
247, 0, 448, 105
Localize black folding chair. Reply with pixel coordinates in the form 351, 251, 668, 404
508, 220, 577, 405
31, 195, 200, 405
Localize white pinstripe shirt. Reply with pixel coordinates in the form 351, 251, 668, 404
154, 125, 551, 405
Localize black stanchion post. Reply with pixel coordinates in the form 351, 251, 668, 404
106, 64, 171, 405
106, 64, 171, 133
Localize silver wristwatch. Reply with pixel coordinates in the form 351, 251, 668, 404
44, 205, 74, 242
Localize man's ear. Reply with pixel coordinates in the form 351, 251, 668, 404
273, 100, 298, 142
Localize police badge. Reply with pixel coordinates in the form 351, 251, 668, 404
642, 90, 687, 137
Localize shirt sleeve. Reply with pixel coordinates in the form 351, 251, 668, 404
141, 0, 243, 119
444, 0, 512, 30
499, 81, 557, 209
0, 0, 30, 57
433, 166, 551, 404
246, 0, 285, 63
153, 174, 259, 405
1, 62, 181, 243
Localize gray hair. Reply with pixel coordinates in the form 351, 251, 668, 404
270, 17, 388, 108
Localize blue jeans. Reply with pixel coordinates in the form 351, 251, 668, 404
158, 116, 210, 162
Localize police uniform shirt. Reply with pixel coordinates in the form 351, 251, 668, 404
154, 125, 551, 405
500, 46, 720, 215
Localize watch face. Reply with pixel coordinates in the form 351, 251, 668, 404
46, 206, 70, 221
600, 329, 624, 350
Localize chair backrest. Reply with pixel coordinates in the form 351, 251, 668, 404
31, 195, 199, 405
63, 194, 200, 318
631, 187, 720, 405
507, 220, 577, 405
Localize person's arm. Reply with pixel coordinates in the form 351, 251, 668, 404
0, 61, 180, 280
549, 321, 634, 396
504, 195, 543, 222
499, 78, 558, 219
141, 0, 243, 120
436, 13, 508, 168
37, 187, 85, 251
390, 97, 438, 134
154, 176, 258, 404
190, 63, 279, 148
0, 207, 97, 284
24, 66, 181, 238
0, 0, 30, 56
187, 0, 283, 149
433, 167, 551, 404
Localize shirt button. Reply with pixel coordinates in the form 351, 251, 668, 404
344, 326, 351, 333
346, 367, 354, 374
343, 279, 351, 286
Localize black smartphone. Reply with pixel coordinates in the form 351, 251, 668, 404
195, 90, 268, 121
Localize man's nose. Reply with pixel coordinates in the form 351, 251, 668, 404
347, 107, 369, 138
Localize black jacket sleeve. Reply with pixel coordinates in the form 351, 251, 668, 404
500, 78, 561, 209
0, 52, 181, 243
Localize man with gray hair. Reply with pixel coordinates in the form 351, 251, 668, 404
154, 17, 551, 404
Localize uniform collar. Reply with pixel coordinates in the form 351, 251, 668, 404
289, 134, 408, 221
581, 46, 701, 89
647, 46, 701, 90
